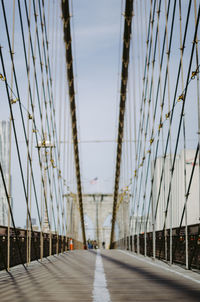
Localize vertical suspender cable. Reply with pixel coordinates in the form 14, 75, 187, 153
164, 0, 173, 265
160, 2, 199, 259
26, 0, 32, 266
178, 0, 188, 268
7, 0, 16, 271
194, 0, 200, 264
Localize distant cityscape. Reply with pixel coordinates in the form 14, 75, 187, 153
153, 149, 199, 230
130, 150, 199, 235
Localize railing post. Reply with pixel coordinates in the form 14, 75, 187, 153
40, 231, 43, 260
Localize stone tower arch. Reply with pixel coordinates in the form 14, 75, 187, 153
82, 194, 113, 249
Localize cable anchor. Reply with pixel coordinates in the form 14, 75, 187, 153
150, 138, 154, 145
191, 66, 199, 79
10, 98, 18, 104
0, 73, 6, 81
165, 112, 170, 119
177, 93, 184, 102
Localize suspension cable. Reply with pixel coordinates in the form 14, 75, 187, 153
110, 0, 134, 247
61, 0, 86, 247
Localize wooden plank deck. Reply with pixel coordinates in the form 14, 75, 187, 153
0, 250, 199, 301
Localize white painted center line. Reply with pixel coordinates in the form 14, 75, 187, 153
92, 250, 111, 302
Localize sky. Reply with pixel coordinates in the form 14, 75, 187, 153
71, 0, 123, 194
0, 0, 199, 231
0, 0, 124, 228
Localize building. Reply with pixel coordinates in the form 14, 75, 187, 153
130, 215, 152, 235
24, 218, 39, 231
0, 121, 10, 226
153, 149, 199, 231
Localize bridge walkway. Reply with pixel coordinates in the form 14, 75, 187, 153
0, 250, 199, 301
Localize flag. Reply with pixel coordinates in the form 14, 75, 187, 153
90, 177, 98, 184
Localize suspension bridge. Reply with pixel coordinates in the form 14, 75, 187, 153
0, 0, 200, 301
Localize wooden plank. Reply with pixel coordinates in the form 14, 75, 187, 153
0, 250, 199, 301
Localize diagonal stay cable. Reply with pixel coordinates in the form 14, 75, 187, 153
0, 46, 44, 263
136, 0, 162, 237
20, 0, 58, 232
0, 160, 26, 270
158, 2, 200, 258
31, 0, 63, 233
39, 0, 66, 236
1, 0, 42, 230
40, 0, 67, 236
138, 0, 163, 236
24, 0, 58, 233
37, 0, 64, 214
134, 0, 157, 237
145, 0, 179, 228
0, 50, 36, 239
171, 143, 199, 267
22, 0, 62, 233
131, 0, 155, 223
